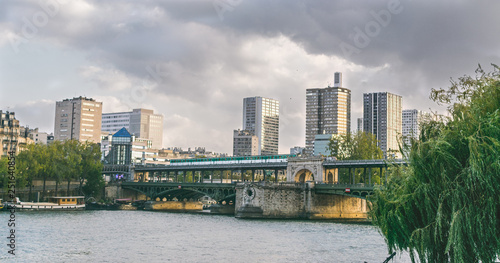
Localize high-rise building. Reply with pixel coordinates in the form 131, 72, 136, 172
357, 118, 364, 132
363, 92, 402, 158
242, 96, 279, 155
54, 97, 103, 143
402, 109, 424, 148
101, 111, 131, 133
233, 129, 259, 156
102, 108, 164, 149
305, 72, 351, 155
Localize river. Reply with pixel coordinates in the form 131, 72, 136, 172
0, 210, 413, 263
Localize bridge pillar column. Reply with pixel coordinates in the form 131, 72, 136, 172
220, 170, 223, 183
274, 169, 278, 182
352, 168, 355, 184
369, 168, 372, 185
183, 171, 186, 183
384, 167, 387, 184
210, 170, 214, 183
348, 167, 354, 184
251, 169, 255, 182
363, 168, 367, 184
166, 171, 170, 182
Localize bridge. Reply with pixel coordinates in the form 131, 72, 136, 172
121, 182, 236, 203
112, 157, 407, 202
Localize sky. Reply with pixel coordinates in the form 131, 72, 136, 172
1, 0, 499, 155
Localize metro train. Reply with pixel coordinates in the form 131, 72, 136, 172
169, 154, 296, 166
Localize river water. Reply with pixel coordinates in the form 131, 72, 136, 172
0, 210, 413, 263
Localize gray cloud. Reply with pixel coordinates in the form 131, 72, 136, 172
1, 0, 499, 154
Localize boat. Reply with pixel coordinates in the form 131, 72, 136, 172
0, 199, 3, 210
4, 196, 85, 210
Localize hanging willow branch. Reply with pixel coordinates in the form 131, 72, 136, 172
370, 64, 500, 263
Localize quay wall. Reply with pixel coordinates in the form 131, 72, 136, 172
235, 182, 368, 220
105, 184, 146, 201
144, 201, 203, 212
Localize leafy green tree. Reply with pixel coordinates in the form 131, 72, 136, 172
328, 131, 383, 160
12, 140, 104, 200
0, 157, 9, 191
370, 65, 500, 262
62, 140, 82, 195
329, 131, 384, 184
79, 142, 104, 198
15, 144, 40, 201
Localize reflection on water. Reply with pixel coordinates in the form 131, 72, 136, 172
0, 211, 412, 263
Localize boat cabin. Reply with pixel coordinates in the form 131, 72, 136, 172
49, 196, 85, 205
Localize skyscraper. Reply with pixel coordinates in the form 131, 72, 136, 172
242, 96, 279, 155
102, 108, 164, 149
363, 92, 402, 158
402, 109, 424, 148
54, 97, 103, 143
357, 118, 364, 132
305, 72, 351, 155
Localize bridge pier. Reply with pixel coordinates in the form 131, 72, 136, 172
235, 182, 369, 220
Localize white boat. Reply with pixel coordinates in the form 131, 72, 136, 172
5, 196, 85, 210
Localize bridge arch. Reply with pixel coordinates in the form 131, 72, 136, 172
293, 168, 315, 183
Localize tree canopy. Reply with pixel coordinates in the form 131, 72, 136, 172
2, 140, 104, 200
370, 65, 500, 262
328, 131, 383, 160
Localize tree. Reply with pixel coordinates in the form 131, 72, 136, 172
328, 131, 383, 160
329, 132, 384, 184
11, 140, 104, 200
0, 158, 9, 191
370, 65, 500, 262
79, 142, 104, 198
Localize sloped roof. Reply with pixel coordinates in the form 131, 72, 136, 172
113, 127, 132, 137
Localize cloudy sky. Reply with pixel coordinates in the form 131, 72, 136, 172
1, 0, 499, 154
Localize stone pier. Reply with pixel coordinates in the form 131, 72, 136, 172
235, 182, 368, 220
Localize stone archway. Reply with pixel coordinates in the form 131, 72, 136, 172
286, 156, 324, 182
293, 169, 314, 183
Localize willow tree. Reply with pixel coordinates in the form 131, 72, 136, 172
370, 65, 500, 262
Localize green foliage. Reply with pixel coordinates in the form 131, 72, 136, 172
0, 158, 9, 190
329, 131, 384, 184
371, 65, 500, 262
328, 131, 383, 160
10, 140, 104, 199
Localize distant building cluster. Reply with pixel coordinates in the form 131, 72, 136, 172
102, 108, 163, 149
3, 71, 432, 160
